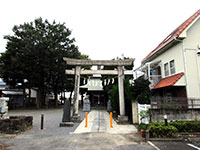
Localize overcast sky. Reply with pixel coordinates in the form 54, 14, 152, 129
0, 0, 200, 68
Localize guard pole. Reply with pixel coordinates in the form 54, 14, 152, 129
41, 114, 44, 130
85, 112, 88, 128
164, 114, 168, 126
110, 112, 112, 128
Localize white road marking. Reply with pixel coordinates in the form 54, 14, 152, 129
147, 141, 160, 150
187, 143, 200, 150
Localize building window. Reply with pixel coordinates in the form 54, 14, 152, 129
170, 60, 175, 75
164, 63, 169, 77
165, 92, 172, 101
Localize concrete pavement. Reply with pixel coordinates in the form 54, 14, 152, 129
74, 109, 137, 134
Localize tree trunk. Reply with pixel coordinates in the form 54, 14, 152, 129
37, 88, 46, 108
43, 92, 46, 109
28, 86, 31, 107
36, 90, 41, 109
54, 91, 58, 108
22, 82, 26, 108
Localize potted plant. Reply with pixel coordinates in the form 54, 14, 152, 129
137, 110, 150, 138
138, 123, 148, 138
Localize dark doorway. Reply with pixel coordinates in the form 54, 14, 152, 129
88, 91, 107, 108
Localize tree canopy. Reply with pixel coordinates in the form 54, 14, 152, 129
132, 76, 151, 104
0, 18, 86, 108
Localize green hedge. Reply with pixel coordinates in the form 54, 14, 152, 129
169, 121, 200, 133
138, 120, 200, 138
148, 122, 178, 138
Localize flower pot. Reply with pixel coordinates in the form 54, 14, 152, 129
138, 129, 146, 138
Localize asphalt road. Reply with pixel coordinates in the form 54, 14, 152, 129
152, 141, 200, 150
0, 108, 155, 150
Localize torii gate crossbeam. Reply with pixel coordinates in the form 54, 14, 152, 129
64, 58, 135, 122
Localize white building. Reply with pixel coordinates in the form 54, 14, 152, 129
140, 9, 200, 106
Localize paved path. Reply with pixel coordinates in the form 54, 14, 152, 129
74, 109, 137, 134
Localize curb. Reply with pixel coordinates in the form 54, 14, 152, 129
147, 141, 160, 150
149, 137, 183, 141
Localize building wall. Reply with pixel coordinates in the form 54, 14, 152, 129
25, 89, 37, 98
183, 18, 200, 99
148, 43, 185, 84
146, 18, 200, 99
150, 109, 200, 122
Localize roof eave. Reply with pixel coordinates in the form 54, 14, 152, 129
142, 38, 178, 64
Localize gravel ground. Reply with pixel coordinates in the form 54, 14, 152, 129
0, 108, 154, 150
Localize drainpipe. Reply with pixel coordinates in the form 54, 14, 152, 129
147, 62, 151, 79
174, 37, 189, 98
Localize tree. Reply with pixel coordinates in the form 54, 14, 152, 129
108, 77, 133, 121
132, 76, 151, 104
101, 57, 133, 120
0, 18, 83, 108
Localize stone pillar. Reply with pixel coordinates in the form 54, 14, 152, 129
72, 66, 81, 122
132, 101, 138, 124
118, 66, 125, 116
60, 100, 74, 127
117, 66, 128, 123
62, 100, 71, 122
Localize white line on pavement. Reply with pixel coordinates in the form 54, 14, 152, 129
147, 141, 160, 150
187, 143, 200, 150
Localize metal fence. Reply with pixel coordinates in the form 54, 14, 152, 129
150, 96, 200, 109
138, 103, 151, 124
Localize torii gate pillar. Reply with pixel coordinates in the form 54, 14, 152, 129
118, 66, 125, 116
64, 58, 135, 123
73, 66, 81, 119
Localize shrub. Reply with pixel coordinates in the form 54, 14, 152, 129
169, 121, 187, 132
148, 121, 200, 138
169, 121, 200, 133
138, 123, 149, 130
148, 122, 178, 138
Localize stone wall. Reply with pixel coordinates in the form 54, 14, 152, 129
0, 116, 33, 134
0, 97, 9, 119
150, 109, 200, 122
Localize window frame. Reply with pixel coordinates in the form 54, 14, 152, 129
170, 59, 175, 75
164, 62, 169, 77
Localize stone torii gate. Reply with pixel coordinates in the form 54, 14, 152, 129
63, 58, 135, 122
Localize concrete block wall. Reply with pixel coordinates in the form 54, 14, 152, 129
150, 109, 200, 122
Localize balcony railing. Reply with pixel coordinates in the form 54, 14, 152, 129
149, 75, 162, 89
150, 96, 200, 109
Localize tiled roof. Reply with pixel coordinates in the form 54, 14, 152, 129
142, 9, 200, 63
153, 72, 184, 89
